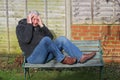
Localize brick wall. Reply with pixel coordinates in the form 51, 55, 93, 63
71, 25, 120, 63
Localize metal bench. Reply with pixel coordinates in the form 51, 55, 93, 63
22, 40, 104, 80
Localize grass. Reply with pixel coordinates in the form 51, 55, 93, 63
29, 68, 99, 80
0, 55, 120, 80
0, 68, 99, 80
0, 70, 24, 80
0, 63, 120, 80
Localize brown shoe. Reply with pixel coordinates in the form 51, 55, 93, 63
62, 56, 77, 65
80, 52, 96, 63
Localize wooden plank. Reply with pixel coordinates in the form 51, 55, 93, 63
72, 42, 99, 46
72, 40, 99, 43
77, 47, 100, 52
24, 59, 103, 68
74, 44, 99, 47
24, 60, 103, 68
72, 40, 100, 50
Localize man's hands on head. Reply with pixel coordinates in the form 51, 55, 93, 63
27, 13, 44, 27
27, 13, 34, 24
38, 16, 43, 28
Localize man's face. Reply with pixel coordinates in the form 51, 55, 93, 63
31, 15, 39, 27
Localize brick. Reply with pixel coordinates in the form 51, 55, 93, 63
81, 29, 89, 32
79, 26, 89, 30
101, 26, 108, 32
71, 32, 78, 36
106, 45, 115, 48
89, 26, 101, 32
102, 41, 111, 44
112, 26, 120, 32
90, 33, 100, 37
93, 37, 101, 40
71, 25, 78, 29
73, 36, 80, 40
111, 33, 119, 37
114, 45, 120, 48
84, 37, 93, 40
79, 32, 88, 37
103, 56, 120, 63
111, 41, 120, 44
72, 29, 80, 32
114, 49, 120, 52
107, 36, 116, 41
101, 26, 111, 35
116, 37, 120, 40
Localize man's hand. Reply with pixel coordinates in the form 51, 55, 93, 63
27, 13, 34, 24
38, 16, 44, 27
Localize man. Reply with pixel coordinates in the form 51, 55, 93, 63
16, 10, 96, 65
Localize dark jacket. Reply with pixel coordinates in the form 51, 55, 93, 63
16, 18, 53, 58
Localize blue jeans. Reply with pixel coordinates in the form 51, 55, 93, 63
27, 36, 83, 64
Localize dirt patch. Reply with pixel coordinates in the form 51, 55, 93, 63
0, 54, 23, 70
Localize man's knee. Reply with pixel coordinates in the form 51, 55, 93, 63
54, 36, 69, 44
57, 36, 68, 42
42, 37, 52, 41
39, 37, 52, 45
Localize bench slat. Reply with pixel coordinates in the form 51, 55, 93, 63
72, 41, 99, 47
24, 60, 103, 68
73, 43, 99, 47
72, 40, 100, 44
76, 47, 100, 51
71, 40, 101, 51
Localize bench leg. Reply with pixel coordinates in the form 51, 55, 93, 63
100, 66, 104, 80
24, 68, 31, 80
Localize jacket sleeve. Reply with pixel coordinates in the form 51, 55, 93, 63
16, 23, 33, 44
40, 25, 54, 39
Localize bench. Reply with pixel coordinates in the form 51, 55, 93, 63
22, 40, 104, 80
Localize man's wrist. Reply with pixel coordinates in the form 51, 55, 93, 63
27, 20, 32, 24
40, 24, 44, 27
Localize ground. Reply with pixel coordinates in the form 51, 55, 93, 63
0, 54, 120, 80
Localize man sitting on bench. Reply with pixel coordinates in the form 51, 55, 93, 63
16, 10, 96, 65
